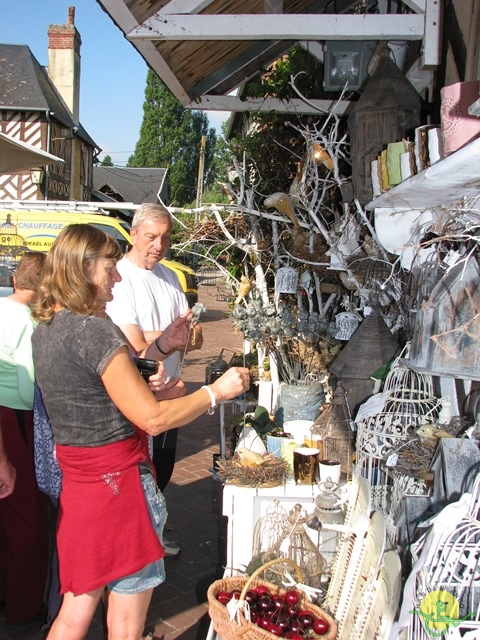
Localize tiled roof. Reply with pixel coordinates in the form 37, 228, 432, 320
0, 43, 97, 148
93, 166, 168, 205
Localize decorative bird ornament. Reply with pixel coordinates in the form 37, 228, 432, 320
234, 275, 252, 305
289, 161, 305, 205
264, 192, 301, 230
309, 143, 334, 171
416, 424, 455, 444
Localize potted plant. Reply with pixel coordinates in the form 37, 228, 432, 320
230, 406, 280, 454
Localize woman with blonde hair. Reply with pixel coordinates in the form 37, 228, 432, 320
32, 224, 249, 640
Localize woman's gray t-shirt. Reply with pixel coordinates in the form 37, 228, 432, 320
32, 310, 136, 446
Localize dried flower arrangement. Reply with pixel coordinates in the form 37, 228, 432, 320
232, 299, 337, 384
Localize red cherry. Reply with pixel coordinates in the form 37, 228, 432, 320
284, 590, 300, 606
284, 633, 304, 639
256, 585, 270, 595
258, 616, 274, 629
297, 611, 314, 629
312, 618, 330, 635
245, 590, 258, 605
216, 591, 232, 604
267, 623, 284, 637
287, 605, 299, 617
272, 595, 285, 610
290, 619, 302, 634
276, 614, 291, 631
258, 594, 274, 611
250, 610, 261, 624
231, 589, 242, 600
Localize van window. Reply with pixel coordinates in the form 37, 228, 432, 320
90, 222, 130, 254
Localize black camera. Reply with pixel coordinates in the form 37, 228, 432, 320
135, 358, 159, 382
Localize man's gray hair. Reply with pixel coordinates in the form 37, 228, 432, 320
132, 203, 172, 229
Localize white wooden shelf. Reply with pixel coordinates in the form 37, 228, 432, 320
365, 137, 480, 210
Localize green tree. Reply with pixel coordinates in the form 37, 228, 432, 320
100, 154, 113, 166
202, 122, 234, 204
229, 45, 348, 201
128, 70, 217, 206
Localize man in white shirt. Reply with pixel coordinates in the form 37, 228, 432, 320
106, 203, 203, 556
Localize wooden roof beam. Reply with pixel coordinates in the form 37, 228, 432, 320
158, 0, 215, 15
185, 94, 354, 115
97, 0, 191, 102
128, 13, 425, 42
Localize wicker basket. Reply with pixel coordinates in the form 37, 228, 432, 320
207, 558, 337, 640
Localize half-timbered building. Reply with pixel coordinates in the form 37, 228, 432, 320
0, 7, 99, 202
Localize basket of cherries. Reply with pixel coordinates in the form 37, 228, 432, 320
207, 558, 337, 640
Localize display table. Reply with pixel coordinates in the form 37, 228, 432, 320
222, 480, 318, 574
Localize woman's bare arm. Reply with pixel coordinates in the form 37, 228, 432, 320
101, 346, 249, 435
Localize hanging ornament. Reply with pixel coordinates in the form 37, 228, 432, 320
275, 266, 299, 294
437, 396, 453, 425
334, 312, 360, 341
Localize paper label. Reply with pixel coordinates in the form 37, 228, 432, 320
355, 393, 387, 422
386, 453, 398, 467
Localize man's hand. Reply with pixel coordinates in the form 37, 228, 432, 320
0, 457, 16, 499
157, 310, 195, 354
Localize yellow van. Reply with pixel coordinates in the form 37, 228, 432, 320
0, 207, 198, 306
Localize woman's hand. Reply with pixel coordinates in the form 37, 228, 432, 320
210, 367, 250, 403
154, 378, 187, 400
0, 457, 16, 499
146, 361, 168, 393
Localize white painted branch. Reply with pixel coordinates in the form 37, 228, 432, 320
353, 198, 389, 261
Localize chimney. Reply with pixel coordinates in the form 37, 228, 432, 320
47, 6, 82, 122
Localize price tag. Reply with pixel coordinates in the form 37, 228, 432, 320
279, 537, 291, 553
386, 453, 398, 468
227, 596, 240, 621
354, 393, 387, 422
444, 250, 460, 267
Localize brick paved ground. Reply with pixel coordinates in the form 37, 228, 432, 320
0, 281, 243, 640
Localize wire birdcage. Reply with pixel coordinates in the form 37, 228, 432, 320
252, 499, 289, 556
311, 381, 355, 479
355, 349, 440, 512
404, 474, 480, 639
262, 503, 327, 588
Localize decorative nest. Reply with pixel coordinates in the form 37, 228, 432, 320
216, 453, 289, 488
282, 229, 330, 268
185, 213, 251, 244
391, 416, 467, 481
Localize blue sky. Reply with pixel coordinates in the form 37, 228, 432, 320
0, 0, 230, 166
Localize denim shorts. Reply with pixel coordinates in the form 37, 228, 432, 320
108, 468, 167, 594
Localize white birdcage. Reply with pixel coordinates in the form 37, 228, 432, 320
355, 349, 440, 512
402, 474, 480, 639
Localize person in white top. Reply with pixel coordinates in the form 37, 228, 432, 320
0, 252, 49, 628
106, 203, 203, 556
